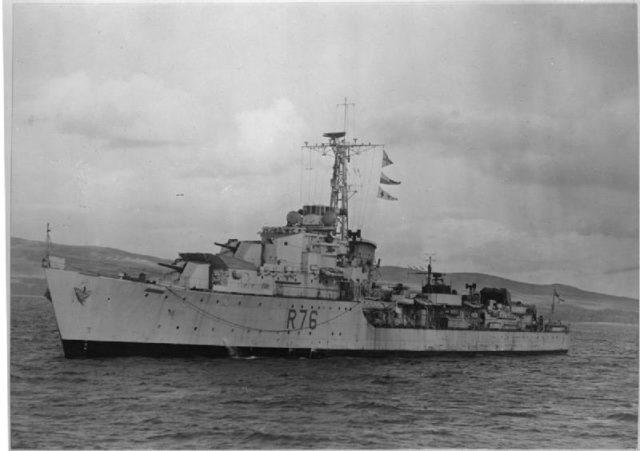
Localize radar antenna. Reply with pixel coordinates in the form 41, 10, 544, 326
302, 99, 384, 240
337, 97, 355, 136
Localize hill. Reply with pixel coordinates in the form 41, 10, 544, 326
10, 237, 171, 299
11, 236, 170, 279
10, 237, 639, 324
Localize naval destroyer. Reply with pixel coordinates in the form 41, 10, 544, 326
42, 112, 569, 358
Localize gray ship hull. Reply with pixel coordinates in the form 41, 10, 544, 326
45, 268, 570, 358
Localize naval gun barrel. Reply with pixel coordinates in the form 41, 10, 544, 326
157, 262, 184, 272
214, 241, 239, 251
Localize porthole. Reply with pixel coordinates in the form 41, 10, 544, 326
194, 327, 198, 331
176, 326, 180, 329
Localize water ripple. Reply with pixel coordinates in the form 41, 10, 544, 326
10, 297, 639, 449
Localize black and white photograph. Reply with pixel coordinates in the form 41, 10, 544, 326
7, 1, 638, 449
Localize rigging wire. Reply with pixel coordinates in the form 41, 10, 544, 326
363, 147, 382, 234
352, 158, 366, 230
312, 149, 319, 204
307, 147, 313, 205
299, 146, 304, 206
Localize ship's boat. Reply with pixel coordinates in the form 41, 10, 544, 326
41, 114, 570, 358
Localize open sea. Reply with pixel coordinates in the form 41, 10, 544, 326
10, 295, 638, 449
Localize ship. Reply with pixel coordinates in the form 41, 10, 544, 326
42, 114, 569, 358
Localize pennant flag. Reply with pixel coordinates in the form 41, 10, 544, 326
553, 289, 565, 302
382, 150, 393, 167
380, 171, 401, 185
377, 187, 398, 201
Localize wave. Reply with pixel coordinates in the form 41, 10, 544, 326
240, 429, 326, 447
606, 412, 638, 422
241, 430, 295, 442
425, 370, 463, 378
490, 410, 538, 418
146, 431, 203, 441
232, 355, 259, 360
342, 400, 403, 411
371, 374, 395, 385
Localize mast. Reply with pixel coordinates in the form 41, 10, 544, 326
409, 255, 435, 291
302, 100, 384, 239
42, 222, 51, 268
46, 222, 51, 257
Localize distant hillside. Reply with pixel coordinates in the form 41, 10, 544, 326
11, 236, 170, 279
11, 237, 172, 301
10, 237, 639, 324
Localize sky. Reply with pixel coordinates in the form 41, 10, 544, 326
6, 2, 639, 298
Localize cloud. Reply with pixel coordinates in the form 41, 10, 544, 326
33, 71, 209, 148
603, 265, 640, 276
420, 226, 638, 297
10, 3, 637, 298
372, 97, 638, 193
178, 98, 310, 179
363, 181, 638, 297
576, 217, 639, 240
